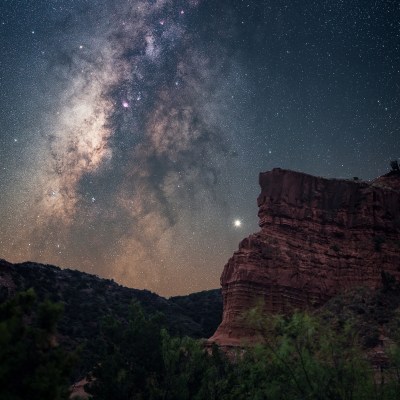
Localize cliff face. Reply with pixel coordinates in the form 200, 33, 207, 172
210, 168, 400, 346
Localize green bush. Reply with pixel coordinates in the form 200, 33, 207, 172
0, 289, 77, 400
85, 303, 400, 400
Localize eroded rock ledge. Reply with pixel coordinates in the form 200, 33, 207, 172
209, 168, 400, 346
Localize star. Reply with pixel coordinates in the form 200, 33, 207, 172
233, 219, 242, 228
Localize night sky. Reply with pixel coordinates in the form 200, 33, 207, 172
1, 0, 399, 296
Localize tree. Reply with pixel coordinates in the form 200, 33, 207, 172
85, 301, 165, 399
240, 307, 374, 400
85, 301, 233, 400
82, 299, 400, 400
0, 289, 77, 400
160, 333, 234, 400
390, 160, 399, 172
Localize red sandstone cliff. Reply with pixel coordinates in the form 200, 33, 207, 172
209, 168, 400, 346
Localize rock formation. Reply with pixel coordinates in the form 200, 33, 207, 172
209, 168, 400, 346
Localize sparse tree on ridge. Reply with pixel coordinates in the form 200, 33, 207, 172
390, 160, 399, 172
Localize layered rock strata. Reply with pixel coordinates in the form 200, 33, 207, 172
210, 168, 400, 346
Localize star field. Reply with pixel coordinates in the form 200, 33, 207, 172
0, 0, 399, 296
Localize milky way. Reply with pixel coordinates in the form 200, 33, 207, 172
1, 0, 399, 295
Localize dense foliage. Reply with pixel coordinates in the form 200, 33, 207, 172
2, 262, 400, 399
1, 288, 400, 399
0, 260, 222, 379
86, 303, 400, 400
238, 308, 398, 400
0, 289, 77, 400
86, 301, 233, 400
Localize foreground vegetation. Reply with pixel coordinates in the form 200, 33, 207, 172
1, 290, 400, 400
0, 289, 77, 400
0, 260, 222, 380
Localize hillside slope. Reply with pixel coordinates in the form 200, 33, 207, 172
0, 259, 222, 378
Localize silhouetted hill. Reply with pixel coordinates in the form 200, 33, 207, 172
170, 289, 223, 339
0, 259, 222, 379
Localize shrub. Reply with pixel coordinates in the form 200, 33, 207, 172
0, 289, 77, 400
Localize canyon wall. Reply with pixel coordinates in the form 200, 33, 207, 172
209, 168, 400, 346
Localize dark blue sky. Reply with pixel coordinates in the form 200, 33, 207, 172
0, 0, 399, 295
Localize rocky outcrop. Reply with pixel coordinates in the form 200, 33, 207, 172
209, 168, 400, 346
